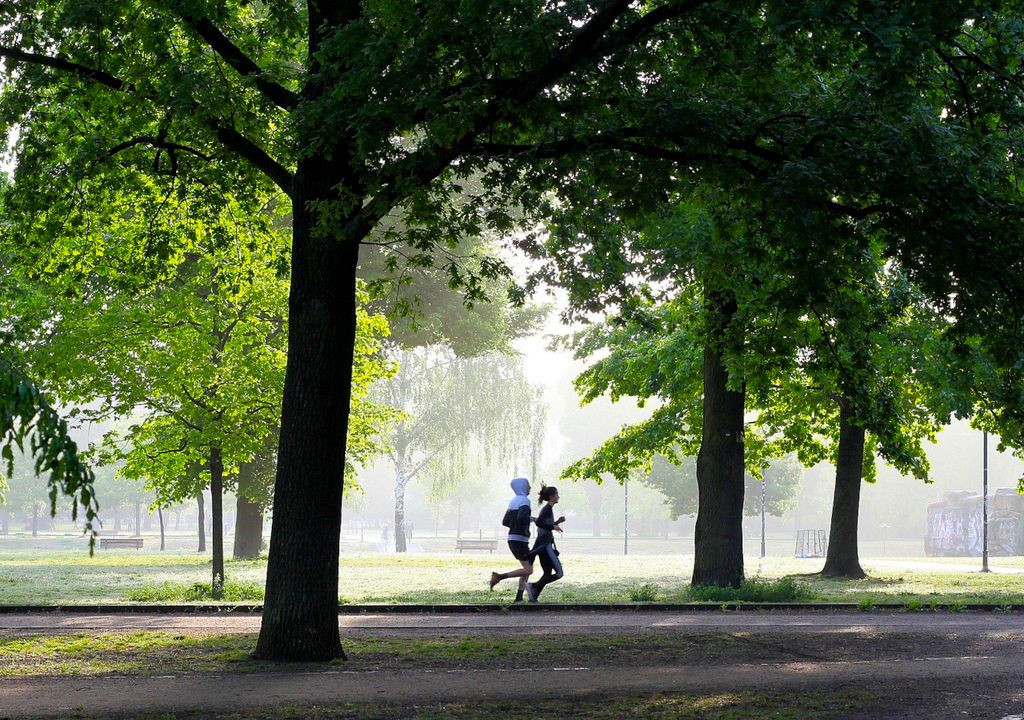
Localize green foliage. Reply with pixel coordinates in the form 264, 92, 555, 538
0, 359, 98, 546
127, 580, 264, 603
377, 347, 537, 498
632, 455, 802, 521
627, 582, 659, 602
686, 578, 815, 604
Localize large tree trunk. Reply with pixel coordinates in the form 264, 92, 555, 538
197, 491, 206, 553
234, 459, 265, 560
820, 399, 867, 578
210, 447, 225, 594
691, 291, 745, 588
255, 161, 359, 661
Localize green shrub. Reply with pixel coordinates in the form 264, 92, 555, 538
627, 583, 659, 602
858, 597, 875, 611
686, 577, 814, 603
127, 580, 264, 603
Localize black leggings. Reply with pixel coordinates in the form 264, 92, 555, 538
533, 544, 564, 595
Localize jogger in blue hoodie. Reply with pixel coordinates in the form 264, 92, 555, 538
489, 476, 535, 602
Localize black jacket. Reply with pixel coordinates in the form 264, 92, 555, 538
503, 505, 531, 542
531, 504, 558, 550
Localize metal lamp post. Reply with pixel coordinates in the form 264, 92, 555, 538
760, 478, 767, 559
983, 430, 990, 573
623, 477, 629, 556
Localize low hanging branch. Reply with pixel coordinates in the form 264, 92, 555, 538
0, 357, 100, 550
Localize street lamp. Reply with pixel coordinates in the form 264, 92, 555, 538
623, 476, 629, 556
760, 477, 766, 559
982, 430, 990, 573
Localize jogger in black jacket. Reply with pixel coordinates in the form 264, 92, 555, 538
489, 476, 535, 602
526, 485, 564, 602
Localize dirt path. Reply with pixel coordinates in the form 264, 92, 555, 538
2, 608, 1022, 634
3, 610, 1024, 719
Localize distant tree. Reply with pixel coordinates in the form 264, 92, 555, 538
376, 347, 535, 552
0, 358, 98, 544
638, 455, 801, 521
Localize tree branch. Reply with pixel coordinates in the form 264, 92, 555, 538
212, 122, 294, 195
103, 136, 215, 162
177, 14, 300, 110
1, 45, 294, 196
0, 46, 126, 91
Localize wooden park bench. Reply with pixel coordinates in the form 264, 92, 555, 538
455, 538, 498, 553
99, 537, 144, 550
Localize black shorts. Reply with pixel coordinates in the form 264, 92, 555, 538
508, 540, 531, 561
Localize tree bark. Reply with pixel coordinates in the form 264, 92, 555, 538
158, 507, 165, 551
820, 398, 867, 579
254, 159, 360, 661
210, 446, 225, 594
234, 459, 265, 559
691, 291, 746, 588
197, 491, 206, 553
392, 447, 410, 553
134, 501, 141, 537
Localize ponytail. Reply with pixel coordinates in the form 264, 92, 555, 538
538, 485, 558, 503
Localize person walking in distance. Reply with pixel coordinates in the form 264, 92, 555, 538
489, 477, 535, 602
526, 485, 564, 602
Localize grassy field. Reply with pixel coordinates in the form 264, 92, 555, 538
1, 533, 1023, 605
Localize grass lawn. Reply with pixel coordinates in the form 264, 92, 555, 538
1, 535, 1023, 606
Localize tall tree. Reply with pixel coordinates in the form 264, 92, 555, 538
758, 262, 969, 578
5, 0, 1024, 654
1, 0, 707, 660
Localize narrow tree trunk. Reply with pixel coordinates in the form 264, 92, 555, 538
820, 399, 867, 578
134, 501, 141, 538
255, 164, 359, 661
234, 459, 265, 559
210, 446, 225, 595
691, 291, 746, 588
174, 509, 181, 531
393, 459, 409, 553
158, 507, 165, 551
1, 511, 8, 535
31, 504, 38, 536
197, 492, 206, 553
